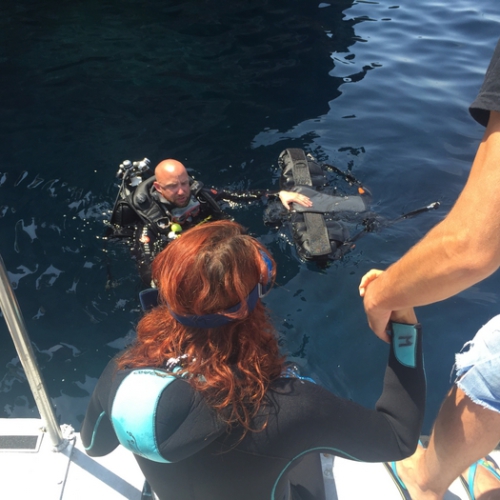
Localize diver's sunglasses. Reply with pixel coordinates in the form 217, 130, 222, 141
156, 180, 190, 192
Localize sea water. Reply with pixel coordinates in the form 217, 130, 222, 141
0, 0, 498, 433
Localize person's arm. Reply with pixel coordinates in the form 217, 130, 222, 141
213, 188, 264, 203
361, 110, 500, 341
214, 188, 312, 209
293, 307, 424, 462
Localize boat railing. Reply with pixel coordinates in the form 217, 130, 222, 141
0, 253, 71, 451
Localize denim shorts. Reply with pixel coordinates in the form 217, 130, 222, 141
454, 314, 500, 414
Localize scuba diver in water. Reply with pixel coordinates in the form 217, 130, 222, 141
106, 157, 311, 286
106, 150, 438, 287
265, 148, 440, 263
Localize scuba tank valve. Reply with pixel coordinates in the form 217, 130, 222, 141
116, 158, 152, 182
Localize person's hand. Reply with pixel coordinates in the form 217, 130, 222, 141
389, 307, 417, 325
360, 269, 392, 343
279, 190, 313, 210
360, 269, 418, 342
359, 269, 383, 297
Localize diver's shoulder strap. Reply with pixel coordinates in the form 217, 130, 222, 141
111, 368, 176, 463
302, 213, 332, 257
131, 177, 170, 233
279, 148, 327, 191
194, 183, 223, 215
287, 148, 313, 186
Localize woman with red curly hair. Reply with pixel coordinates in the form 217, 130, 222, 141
82, 220, 425, 500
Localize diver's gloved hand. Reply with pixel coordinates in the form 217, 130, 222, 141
278, 190, 313, 210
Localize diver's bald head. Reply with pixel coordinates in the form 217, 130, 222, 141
153, 159, 191, 207
155, 159, 187, 178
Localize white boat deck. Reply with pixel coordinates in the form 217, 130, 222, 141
0, 417, 497, 499
0, 418, 144, 499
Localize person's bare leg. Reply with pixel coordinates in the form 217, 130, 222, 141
394, 386, 500, 500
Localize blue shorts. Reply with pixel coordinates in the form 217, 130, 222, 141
454, 314, 500, 414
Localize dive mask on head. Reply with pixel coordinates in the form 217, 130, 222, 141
168, 250, 274, 328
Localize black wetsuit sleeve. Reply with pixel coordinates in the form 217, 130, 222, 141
334, 323, 424, 461
271, 325, 425, 464
372, 323, 425, 459
81, 359, 120, 457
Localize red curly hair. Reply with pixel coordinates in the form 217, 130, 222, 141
118, 220, 284, 432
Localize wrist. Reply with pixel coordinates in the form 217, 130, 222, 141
364, 280, 390, 314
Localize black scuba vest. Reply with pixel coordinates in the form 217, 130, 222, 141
278, 148, 369, 262
109, 176, 223, 238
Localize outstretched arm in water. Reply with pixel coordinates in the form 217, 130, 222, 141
214, 188, 312, 209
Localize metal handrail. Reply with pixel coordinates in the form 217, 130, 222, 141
0, 254, 68, 450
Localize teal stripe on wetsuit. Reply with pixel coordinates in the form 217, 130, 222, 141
111, 368, 177, 463
392, 323, 419, 369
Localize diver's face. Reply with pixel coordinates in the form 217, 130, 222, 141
155, 169, 191, 207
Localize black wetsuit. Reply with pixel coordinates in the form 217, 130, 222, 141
81, 323, 425, 500
111, 176, 264, 286
108, 151, 375, 283
131, 182, 226, 286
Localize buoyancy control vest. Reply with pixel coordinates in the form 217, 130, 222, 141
107, 172, 226, 287
109, 175, 223, 239
277, 148, 370, 262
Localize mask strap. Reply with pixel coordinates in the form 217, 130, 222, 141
167, 250, 273, 328
167, 285, 259, 328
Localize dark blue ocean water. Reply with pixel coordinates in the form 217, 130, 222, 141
1, 0, 499, 434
